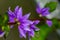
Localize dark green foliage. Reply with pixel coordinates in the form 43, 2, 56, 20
0, 15, 3, 26
52, 18, 60, 28
3, 12, 9, 25
32, 24, 52, 40
0, 12, 10, 38
45, 2, 57, 12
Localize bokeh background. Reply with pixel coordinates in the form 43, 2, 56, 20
0, 0, 60, 40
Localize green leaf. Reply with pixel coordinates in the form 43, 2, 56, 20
0, 12, 9, 28
32, 24, 52, 40
52, 18, 58, 28
0, 15, 4, 26
45, 2, 57, 12
2, 25, 10, 32
0, 12, 10, 38
2, 25, 10, 38
3, 12, 9, 24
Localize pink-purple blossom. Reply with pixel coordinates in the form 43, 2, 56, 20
8, 6, 40, 38
36, 6, 50, 16
46, 20, 52, 27
28, 20, 40, 37
36, 5, 52, 27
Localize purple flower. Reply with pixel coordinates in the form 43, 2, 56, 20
8, 6, 33, 38
36, 5, 50, 17
28, 20, 40, 40
0, 29, 5, 37
36, 5, 52, 27
46, 20, 52, 27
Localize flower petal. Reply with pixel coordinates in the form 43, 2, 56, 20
42, 8, 49, 12
33, 20, 40, 25
31, 25, 40, 31
41, 8, 50, 16
8, 7, 15, 18
42, 11, 50, 16
23, 13, 30, 19
18, 26, 26, 38
46, 20, 52, 27
24, 26, 31, 31
0, 32, 5, 37
36, 7, 41, 14
9, 17, 15, 22
29, 29, 34, 37
14, 6, 19, 15
21, 20, 33, 26
17, 7, 22, 19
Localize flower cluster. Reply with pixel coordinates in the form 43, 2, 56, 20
0, 1, 57, 40
36, 4, 52, 27
36, 6, 50, 17
0, 5, 53, 39
8, 6, 40, 38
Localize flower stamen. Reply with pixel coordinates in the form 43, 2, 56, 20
17, 22, 20, 25
14, 18, 18, 22
39, 14, 42, 17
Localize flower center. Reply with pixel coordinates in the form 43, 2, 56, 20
39, 14, 42, 17
14, 18, 18, 22
14, 18, 20, 25
17, 22, 20, 25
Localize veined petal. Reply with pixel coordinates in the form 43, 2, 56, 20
22, 23, 29, 27
42, 8, 49, 12
36, 7, 41, 14
29, 29, 34, 37
23, 13, 30, 19
46, 20, 52, 27
8, 7, 15, 18
9, 17, 15, 22
14, 6, 19, 15
31, 25, 40, 31
24, 26, 31, 31
41, 8, 50, 16
42, 11, 50, 16
18, 26, 26, 38
17, 7, 22, 19
21, 20, 33, 25
19, 29, 27, 38
33, 20, 40, 25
